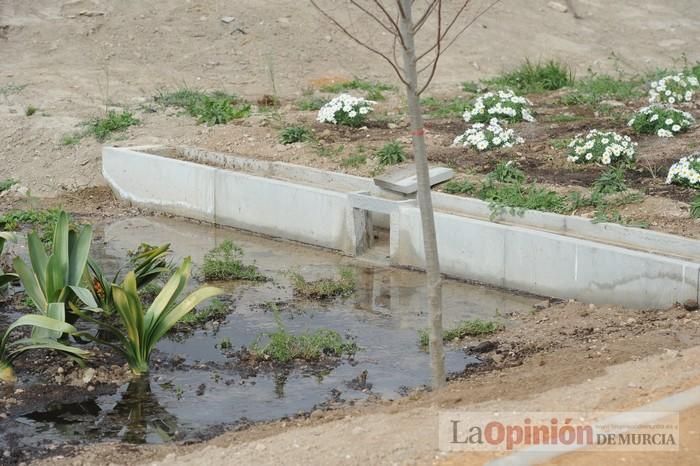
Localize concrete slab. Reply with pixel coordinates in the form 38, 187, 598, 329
373, 165, 453, 194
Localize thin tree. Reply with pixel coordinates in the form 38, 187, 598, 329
310, 0, 501, 388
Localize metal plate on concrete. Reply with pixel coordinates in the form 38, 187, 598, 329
373, 164, 454, 194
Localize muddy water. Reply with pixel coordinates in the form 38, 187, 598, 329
7, 217, 539, 449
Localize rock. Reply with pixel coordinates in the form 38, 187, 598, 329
220, 16, 236, 24
196, 383, 206, 396
683, 299, 699, 311
310, 409, 324, 420
468, 340, 498, 353
600, 99, 625, 108
533, 300, 550, 310
254, 443, 266, 451
82, 367, 96, 384
547, 1, 568, 13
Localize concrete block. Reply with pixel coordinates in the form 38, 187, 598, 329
374, 165, 453, 194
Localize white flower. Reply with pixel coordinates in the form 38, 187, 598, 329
657, 129, 673, 137
317, 93, 374, 125
665, 118, 674, 125
672, 124, 681, 132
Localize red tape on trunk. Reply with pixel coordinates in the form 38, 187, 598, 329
411, 128, 425, 137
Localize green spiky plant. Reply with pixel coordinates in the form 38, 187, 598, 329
0, 232, 18, 289
0, 311, 90, 382
12, 211, 93, 325
76, 258, 223, 375
88, 243, 172, 315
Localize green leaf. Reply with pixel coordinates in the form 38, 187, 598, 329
52, 211, 70, 285
144, 259, 190, 328
149, 286, 223, 347
33, 303, 66, 339
1, 314, 78, 352
69, 285, 99, 309
7, 338, 89, 363
45, 254, 65, 303
68, 225, 93, 285
0, 274, 18, 287
112, 283, 143, 352
12, 257, 48, 313
27, 232, 49, 295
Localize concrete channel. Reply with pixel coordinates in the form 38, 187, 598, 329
103, 145, 700, 308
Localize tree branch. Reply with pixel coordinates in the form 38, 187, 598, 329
417, 0, 441, 95
310, 0, 409, 86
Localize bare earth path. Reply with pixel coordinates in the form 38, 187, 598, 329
1, 0, 699, 196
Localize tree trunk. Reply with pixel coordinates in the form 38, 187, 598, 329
398, 0, 445, 388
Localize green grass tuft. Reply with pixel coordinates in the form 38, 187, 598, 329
340, 154, 367, 168
84, 110, 140, 141
691, 195, 700, 219
155, 88, 250, 125
320, 79, 394, 100
420, 96, 471, 118
25, 105, 38, 117
178, 299, 230, 330
0, 209, 64, 244
443, 179, 475, 195
419, 319, 503, 347
486, 161, 525, 184
375, 141, 406, 166
251, 312, 357, 363
279, 126, 312, 144
592, 167, 627, 195
0, 179, 17, 193
289, 268, 356, 300
482, 60, 574, 94
202, 240, 267, 281
560, 74, 644, 106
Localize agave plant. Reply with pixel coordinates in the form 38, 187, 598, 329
77, 257, 222, 375
12, 211, 93, 320
0, 309, 90, 382
88, 243, 172, 315
0, 232, 18, 289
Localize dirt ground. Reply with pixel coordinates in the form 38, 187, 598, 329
2, 0, 700, 464
2, 0, 700, 197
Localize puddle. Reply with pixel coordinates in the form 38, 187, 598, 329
2, 217, 539, 453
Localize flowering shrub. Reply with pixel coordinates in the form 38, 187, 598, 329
317, 93, 374, 127
648, 73, 699, 105
462, 90, 535, 124
628, 105, 694, 137
566, 130, 636, 165
666, 154, 700, 188
453, 119, 524, 151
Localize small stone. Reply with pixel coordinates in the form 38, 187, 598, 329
600, 100, 625, 108
468, 341, 498, 353
82, 368, 96, 384
683, 299, 699, 311
87, 385, 95, 392
310, 409, 324, 420
220, 16, 236, 24
547, 1, 568, 13
255, 443, 266, 451
533, 300, 550, 310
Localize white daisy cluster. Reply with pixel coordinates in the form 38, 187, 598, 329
452, 118, 524, 151
628, 105, 694, 138
566, 130, 636, 165
666, 153, 700, 188
317, 93, 374, 127
649, 73, 699, 105
462, 90, 535, 124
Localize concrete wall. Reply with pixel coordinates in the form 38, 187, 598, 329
395, 206, 700, 308
104, 146, 700, 308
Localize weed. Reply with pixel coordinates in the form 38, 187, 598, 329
84, 110, 140, 141
175, 385, 184, 400
420, 96, 471, 118
217, 337, 232, 350
320, 78, 394, 100
481, 182, 569, 217
442, 179, 475, 195
691, 196, 700, 219
314, 143, 345, 158
178, 299, 230, 330
0, 83, 26, 98
341, 154, 367, 168
549, 138, 571, 150
0, 179, 17, 193
544, 114, 583, 123
593, 167, 627, 194
486, 161, 525, 184
61, 133, 82, 146
297, 90, 326, 111
250, 312, 356, 363
155, 88, 250, 125
279, 126, 312, 144
461, 81, 481, 93
25, 106, 37, 117
419, 319, 503, 347
375, 141, 407, 166
482, 60, 573, 93
202, 240, 267, 281
592, 209, 648, 228
560, 73, 644, 106
0, 209, 63, 244
289, 267, 356, 300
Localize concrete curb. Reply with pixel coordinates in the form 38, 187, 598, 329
102, 146, 700, 307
